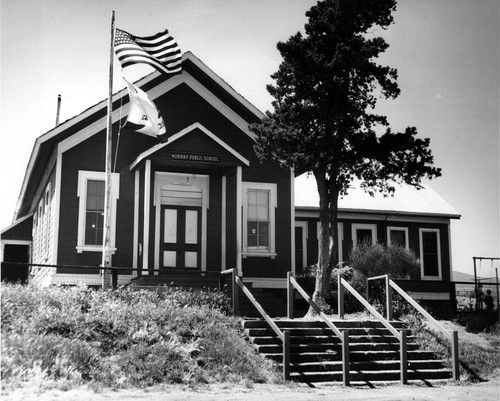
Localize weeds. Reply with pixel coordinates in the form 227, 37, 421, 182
402, 310, 500, 382
1, 283, 280, 390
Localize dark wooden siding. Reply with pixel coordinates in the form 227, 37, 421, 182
297, 216, 452, 282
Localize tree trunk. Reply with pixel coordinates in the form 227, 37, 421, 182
309, 169, 336, 314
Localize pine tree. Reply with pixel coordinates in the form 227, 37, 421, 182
250, 0, 441, 310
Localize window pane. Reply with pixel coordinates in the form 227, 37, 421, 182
248, 221, 258, 247
85, 211, 103, 245
258, 222, 269, 247
357, 229, 373, 245
390, 230, 406, 246
258, 205, 269, 220
248, 189, 258, 205
87, 180, 105, 211
248, 203, 258, 220
259, 190, 269, 207
422, 231, 439, 276
85, 180, 105, 245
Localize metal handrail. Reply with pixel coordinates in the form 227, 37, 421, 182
224, 271, 290, 380
235, 277, 285, 342
338, 274, 408, 384
288, 273, 344, 339
287, 272, 350, 386
367, 274, 459, 381
389, 278, 460, 381
390, 280, 452, 339
340, 277, 402, 340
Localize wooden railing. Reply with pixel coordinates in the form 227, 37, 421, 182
220, 268, 239, 314
338, 273, 409, 384
367, 274, 459, 380
220, 268, 290, 380
287, 272, 350, 386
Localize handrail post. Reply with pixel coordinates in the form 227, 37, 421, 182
342, 329, 350, 386
451, 330, 459, 381
287, 271, 294, 319
400, 329, 408, 384
232, 268, 239, 316
386, 275, 393, 321
283, 330, 290, 380
366, 276, 370, 302
219, 272, 224, 292
338, 273, 344, 319
112, 268, 118, 289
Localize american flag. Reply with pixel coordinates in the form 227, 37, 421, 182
114, 28, 182, 75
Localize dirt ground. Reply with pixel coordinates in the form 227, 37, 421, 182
2, 379, 499, 401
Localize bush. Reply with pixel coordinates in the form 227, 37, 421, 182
455, 310, 499, 333
1, 283, 280, 390
341, 243, 420, 312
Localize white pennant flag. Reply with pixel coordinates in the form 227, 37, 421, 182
123, 79, 167, 141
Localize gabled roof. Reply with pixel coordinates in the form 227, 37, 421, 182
13, 52, 264, 222
130, 122, 250, 170
295, 173, 461, 219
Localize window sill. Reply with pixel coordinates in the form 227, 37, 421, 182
76, 246, 116, 254
421, 275, 442, 281
242, 252, 277, 259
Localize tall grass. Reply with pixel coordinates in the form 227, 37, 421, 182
402, 310, 500, 382
1, 284, 281, 390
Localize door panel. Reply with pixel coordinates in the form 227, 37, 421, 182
163, 209, 177, 243
185, 210, 198, 244
161, 206, 201, 269
163, 251, 177, 267
184, 252, 198, 268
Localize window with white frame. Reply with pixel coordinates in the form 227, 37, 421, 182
351, 223, 377, 248
242, 182, 277, 257
387, 226, 409, 249
419, 228, 441, 279
77, 171, 120, 253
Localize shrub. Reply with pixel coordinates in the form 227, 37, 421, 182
455, 310, 499, 333
1, 283, 279, 390
341, 243, 420, 312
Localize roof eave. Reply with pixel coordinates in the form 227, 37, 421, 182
295, 206, 461, 220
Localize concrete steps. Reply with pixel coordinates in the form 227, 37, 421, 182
242, 319, 452, 383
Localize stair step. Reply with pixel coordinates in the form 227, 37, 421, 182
288, 359, 448, 373
242, 319, 406, 329
263, 350, 439, 363
249, 334, 413, 345
256, 342, 419, 354
289, 368, 452, 383
245, 327, 407, 338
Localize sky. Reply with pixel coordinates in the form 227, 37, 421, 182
1, 0, 499, 276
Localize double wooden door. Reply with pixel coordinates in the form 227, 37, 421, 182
160, 205, 201, 269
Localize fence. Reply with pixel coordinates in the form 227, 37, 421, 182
454, 280, 499, 313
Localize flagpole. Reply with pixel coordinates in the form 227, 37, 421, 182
102, 10, 115, 289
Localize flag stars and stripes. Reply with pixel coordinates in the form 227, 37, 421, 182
114, 28, 182, 75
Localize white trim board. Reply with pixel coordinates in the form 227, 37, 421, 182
130, 122, 250, 171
